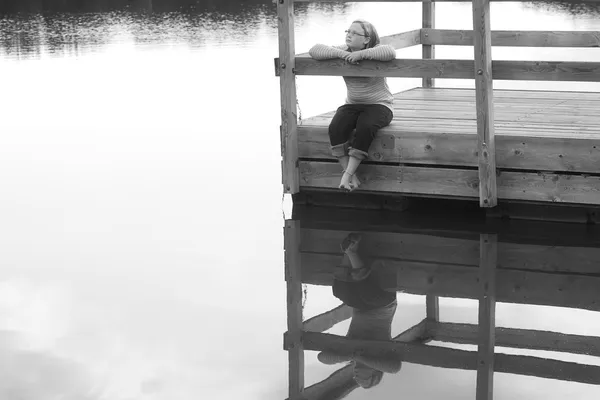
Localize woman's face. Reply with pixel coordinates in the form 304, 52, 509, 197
345, 22, 369, 52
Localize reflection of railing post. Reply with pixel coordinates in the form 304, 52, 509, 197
422, 0, 435, 88
284, 220, 304, 399
426, 295, 439, 322
477, 234, 497, 400
277, 0, 300, 194
472, 0, 497, 208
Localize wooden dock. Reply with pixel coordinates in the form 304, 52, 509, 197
298, 87, 600, 205
276, 0, 600, 217
277, 0, 600, 396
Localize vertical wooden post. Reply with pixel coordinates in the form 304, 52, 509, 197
277, 0, 300, 194
284, 220, 304, 399
476, 234, 497, 400
426, 295, 439, 322
472, 0, 497, 207
422, 1, 435, 88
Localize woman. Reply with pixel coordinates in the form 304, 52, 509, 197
309, 20, 396, 191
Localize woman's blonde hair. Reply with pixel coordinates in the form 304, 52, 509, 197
353, 19, 380, 49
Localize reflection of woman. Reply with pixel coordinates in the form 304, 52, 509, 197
317, 233, 401, 389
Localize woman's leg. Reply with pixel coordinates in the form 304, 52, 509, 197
343, 105, 393, 190
329, 105, 360, 190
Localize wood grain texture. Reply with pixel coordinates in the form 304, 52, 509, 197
422, 3, 435, 88
422, 29, 600, 47
278, 0, 299, 194
297, 88, 600, 175
429, 322, 600, 357
381, 29, 421, 49
302, 331, 600, 385
292, 57, 600, 82
472, 0, 497, 207
298, 126, 600, 173
299, 161, 600, 205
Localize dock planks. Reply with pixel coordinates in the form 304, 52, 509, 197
297, 87, 600, 205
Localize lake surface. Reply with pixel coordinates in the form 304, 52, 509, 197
1, 0, 600, 399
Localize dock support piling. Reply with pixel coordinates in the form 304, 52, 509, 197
277, 0, 300, 194
472, 0, 498, 207
285, 220, 304, 399
477, 234, 497, 400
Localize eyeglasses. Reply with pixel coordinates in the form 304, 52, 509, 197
345, 29, 367, 37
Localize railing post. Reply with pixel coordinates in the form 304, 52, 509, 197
422, 1, 435, 88
277, 0, 300, 194
284, 219, 304, 399
472, 0, 497, 207
477, 234, 497, 400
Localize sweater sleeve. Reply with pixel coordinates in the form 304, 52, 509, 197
356, 355, 403, 373
357, 44, 396, 61
318, 351, 353, 365
309, 44, 350, 60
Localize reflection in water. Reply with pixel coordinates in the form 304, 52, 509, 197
0, 0, 352, 58
0, 0, 270, 14
0, 10, 274, 58
528, 0, 600, 17
286, 203, 600, 399
317, 233, 400, 392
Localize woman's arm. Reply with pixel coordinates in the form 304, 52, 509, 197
355, 355, 402, 373
318, 351, 353, 365
309, 44, 350, 60
354, 44, 396, 61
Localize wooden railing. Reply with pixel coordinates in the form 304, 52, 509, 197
276, 0, 600, 209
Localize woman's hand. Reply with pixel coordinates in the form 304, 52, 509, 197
345, 52, 362, 64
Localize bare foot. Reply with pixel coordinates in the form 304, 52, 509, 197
350, 174, 361, 190
341, 233, 362, 253
339, 171, 353, 191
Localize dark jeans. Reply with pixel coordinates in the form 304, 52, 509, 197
328, 104, 393, 160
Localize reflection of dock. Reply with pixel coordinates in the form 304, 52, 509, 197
284, 205, 600, 399
276, 0, 600, 215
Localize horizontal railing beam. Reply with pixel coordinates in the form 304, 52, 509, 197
422, 29, 600, 47
303, 304, 352, 333
295, 30, 420, 58
428, 321, 600, 357
283, 58, 600, 82
381, 29, 422, 48
301, 332, 600, 385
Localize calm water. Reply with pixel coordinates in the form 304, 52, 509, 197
1, 0, 600, 399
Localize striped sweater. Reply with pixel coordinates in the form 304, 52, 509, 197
308, 44, 396, 112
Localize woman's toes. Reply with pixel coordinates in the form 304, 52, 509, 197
339, 182, 352, 191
